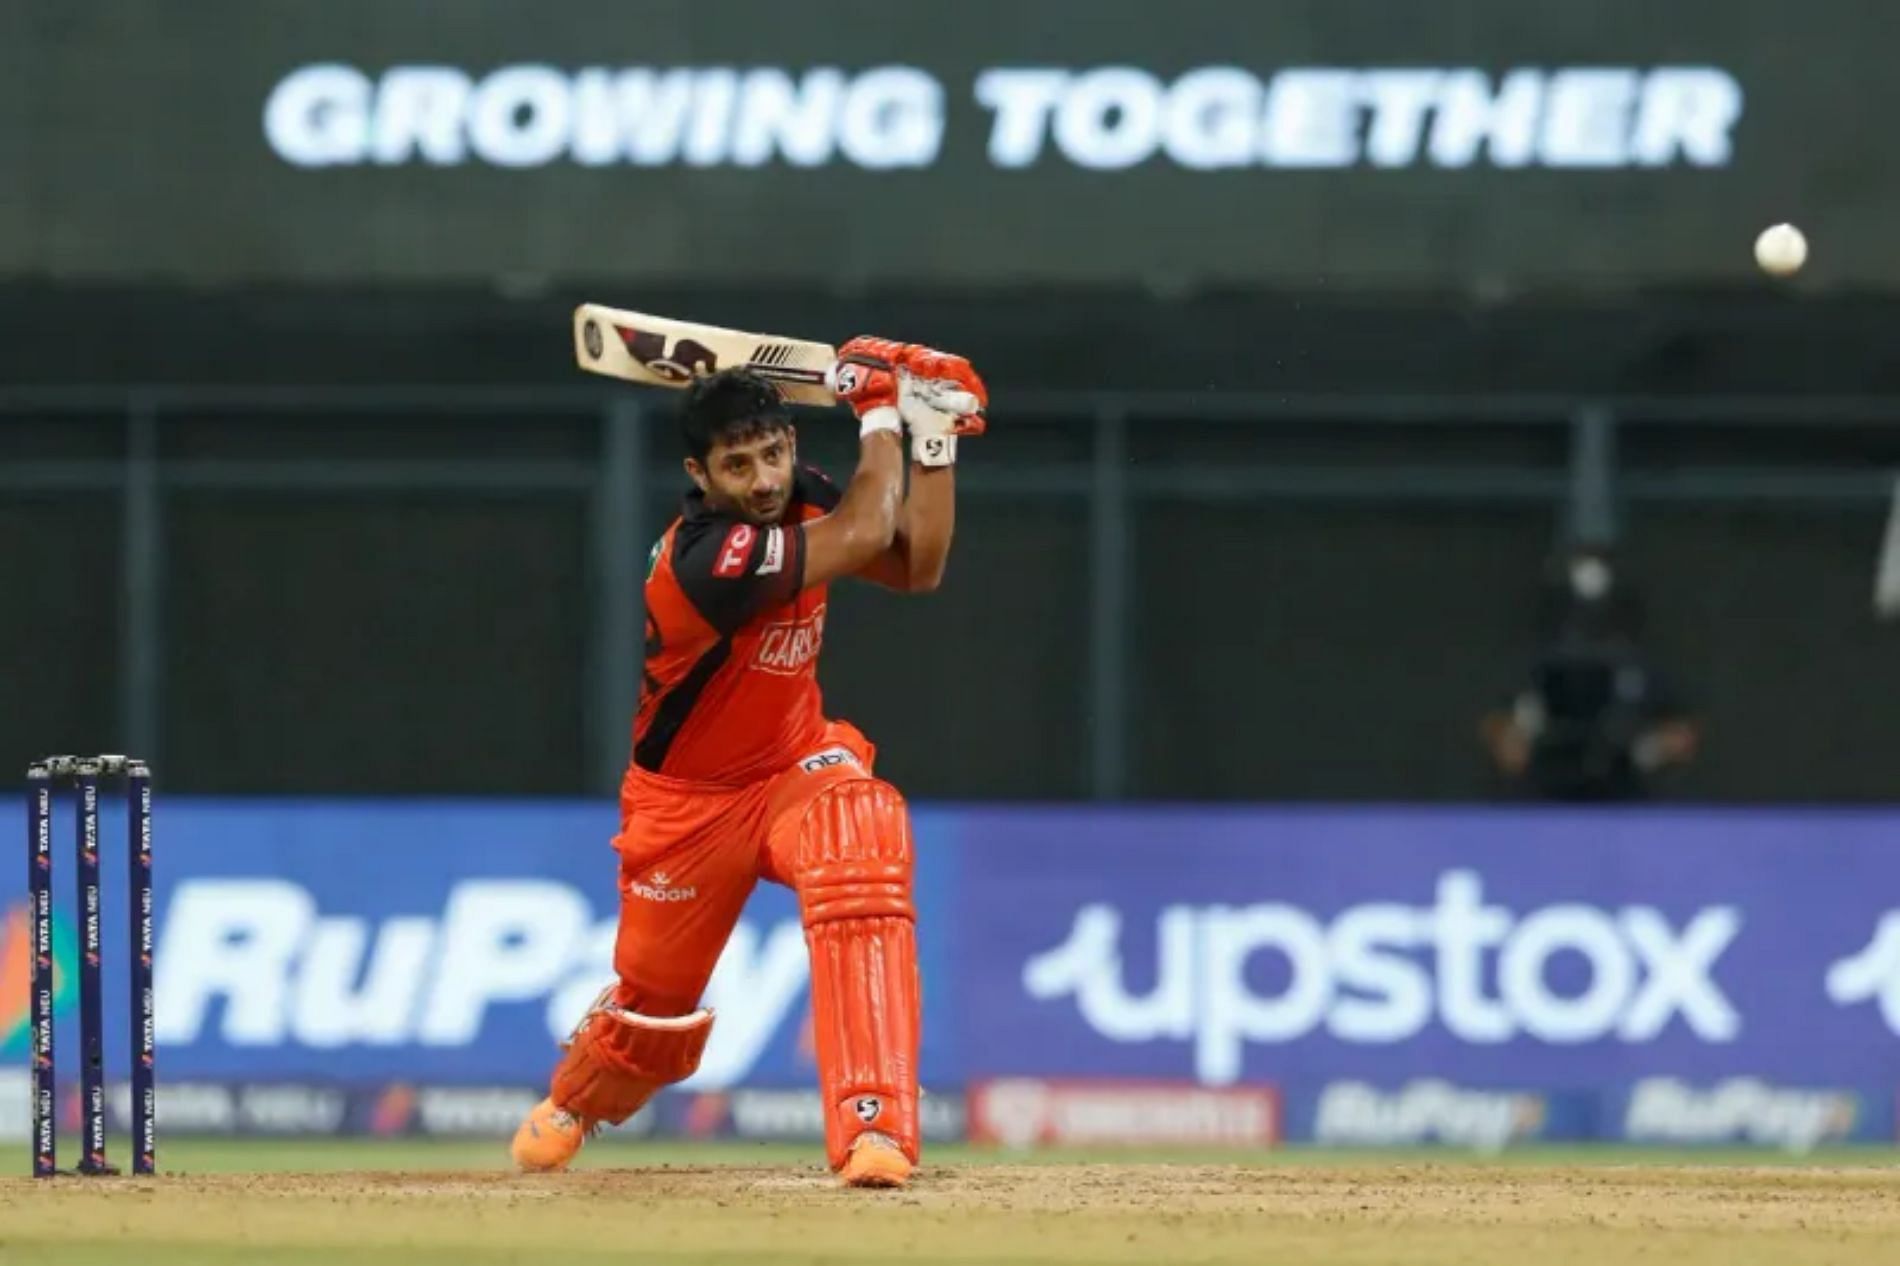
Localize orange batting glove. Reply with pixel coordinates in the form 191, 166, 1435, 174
902, 348, 988, 436
896, 346, 988, 466
828, 336, 914, 440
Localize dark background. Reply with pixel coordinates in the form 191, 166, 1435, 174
2, 1, 1896, 801
0, 1, 1894, 291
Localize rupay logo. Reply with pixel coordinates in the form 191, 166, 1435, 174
1623, 1078, 1860, 1152
152, 879, 809, 1088
1314, 1080, 1546, 1151
1023, 870, 1741, 1083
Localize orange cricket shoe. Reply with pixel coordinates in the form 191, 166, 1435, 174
839, 1132, 913, 1189
510, 1097, 592, 1173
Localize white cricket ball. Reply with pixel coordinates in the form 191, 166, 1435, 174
1754, 223, 1808, 277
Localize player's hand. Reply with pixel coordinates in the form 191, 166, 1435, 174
827, 336, 912, 440
896, 348, 987, 466
902, 348, 987, 434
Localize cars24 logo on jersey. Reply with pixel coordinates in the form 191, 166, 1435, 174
754, 604, 825, 675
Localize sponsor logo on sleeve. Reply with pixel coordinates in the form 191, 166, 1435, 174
757, 527, 786, 577
713, 524, 756, 578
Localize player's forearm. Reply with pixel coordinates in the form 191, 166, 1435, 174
895, 465, 955, 592
831, 431, 904, 560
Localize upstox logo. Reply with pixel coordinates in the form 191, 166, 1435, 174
1024, 870, 1742, 1082
0, 902, 75, 1057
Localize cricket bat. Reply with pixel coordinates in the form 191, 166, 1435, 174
573, 304, 838, 406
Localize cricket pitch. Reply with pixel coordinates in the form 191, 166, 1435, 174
4, 1153, 1900, 1265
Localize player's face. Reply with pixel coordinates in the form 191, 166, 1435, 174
689, 425, 796, 524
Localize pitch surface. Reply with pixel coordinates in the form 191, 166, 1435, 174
3, 1143, 1898, 1265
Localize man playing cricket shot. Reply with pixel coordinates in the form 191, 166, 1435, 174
511, 339, 987, 1188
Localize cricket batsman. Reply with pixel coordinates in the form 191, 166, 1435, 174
511, 338, 987, 1188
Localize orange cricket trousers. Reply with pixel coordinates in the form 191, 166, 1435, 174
609, 720, 878, 1014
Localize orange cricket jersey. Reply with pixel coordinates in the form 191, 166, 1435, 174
632, 464, 842, 785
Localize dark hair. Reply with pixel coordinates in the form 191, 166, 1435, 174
679, 369, 792, 462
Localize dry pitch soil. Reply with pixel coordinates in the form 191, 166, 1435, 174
5, 1162, 1900, 1265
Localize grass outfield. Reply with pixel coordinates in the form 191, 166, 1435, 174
2, 1140, 1899, 1265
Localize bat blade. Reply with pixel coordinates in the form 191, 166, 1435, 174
574, 304, 838, 406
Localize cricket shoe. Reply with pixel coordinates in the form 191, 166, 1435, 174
839, 1131, 913, 1189
511, 1097, 593, 1173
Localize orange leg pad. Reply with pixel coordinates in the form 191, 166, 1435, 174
796, 780, 921, 1169
550, 995, 714, 1126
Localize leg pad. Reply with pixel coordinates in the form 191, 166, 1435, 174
796, 781, 921, 1169
550, 990, 713, 1125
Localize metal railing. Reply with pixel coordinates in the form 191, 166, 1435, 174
5, 386, 1898, 797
